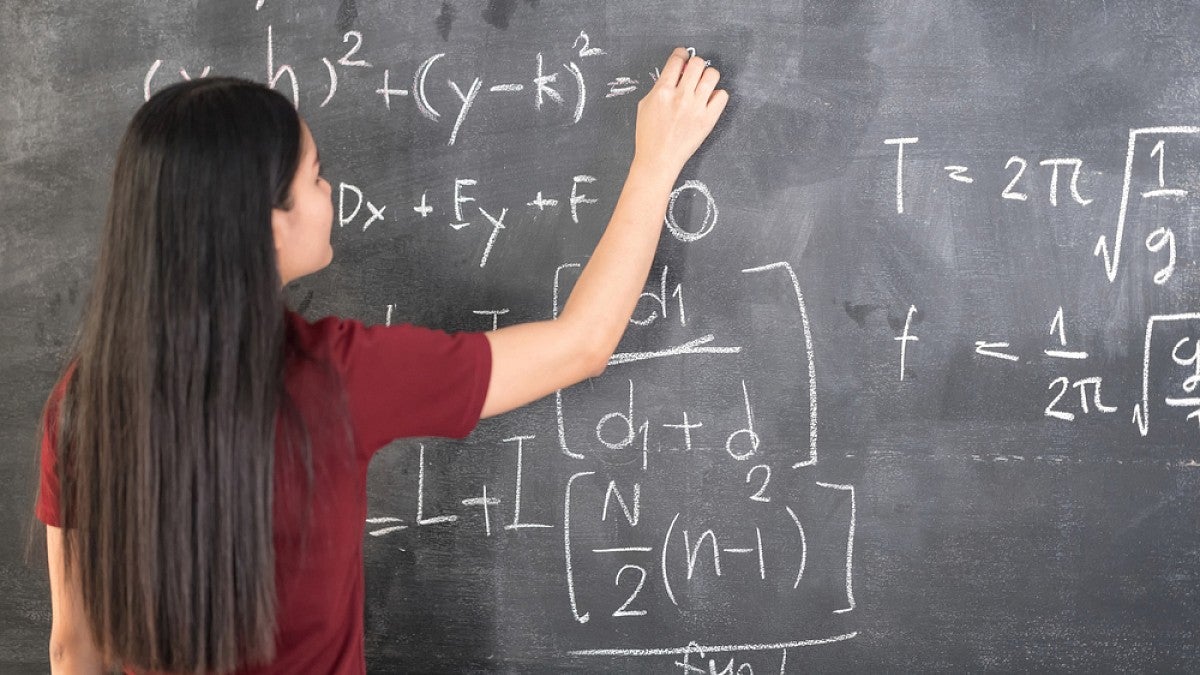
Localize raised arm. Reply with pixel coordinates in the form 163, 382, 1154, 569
481, 47, 728, 419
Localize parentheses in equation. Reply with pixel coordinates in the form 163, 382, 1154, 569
145, 60, 214, 101
555, 383, 581, 458
783, 505, 807, 589
552, 261, 585, 459
413, 53, 444, 121
661, 512, 681, 606
741, 262, 818, 468
815, 481, 856, 614
319, 57, 337, 108
564, 61, 585, 124
564, 470, 596, 623
144, 59, 162, 101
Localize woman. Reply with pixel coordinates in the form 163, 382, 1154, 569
35, 46, 726, 673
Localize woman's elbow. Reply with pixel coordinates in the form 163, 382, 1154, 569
586, 346, 611, 378
49, 631, 69, 664
49, 633, 105, 674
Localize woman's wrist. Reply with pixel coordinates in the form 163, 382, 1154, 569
627, 154, 682, 193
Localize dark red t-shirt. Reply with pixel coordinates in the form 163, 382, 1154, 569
35, 308, 492, 674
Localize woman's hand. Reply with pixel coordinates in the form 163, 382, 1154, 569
633, 47, 729, 176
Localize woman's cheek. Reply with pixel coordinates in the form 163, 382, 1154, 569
324, 202, 334, 260
323, 183, 334, 229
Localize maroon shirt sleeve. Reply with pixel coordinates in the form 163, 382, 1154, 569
319, 316, 492, 460
35, 364, 74, 528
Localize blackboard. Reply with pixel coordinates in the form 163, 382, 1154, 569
5, 1, 1200, 671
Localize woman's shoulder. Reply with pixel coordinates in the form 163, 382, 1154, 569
284, 306, 488, 377
284, 308, 382, 376
284, 307, 356, 351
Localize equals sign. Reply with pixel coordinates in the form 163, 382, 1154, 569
975, 341, 1019, 362
366, 516, 407, 536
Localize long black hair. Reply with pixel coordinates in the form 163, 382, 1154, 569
28, 76, 352, 673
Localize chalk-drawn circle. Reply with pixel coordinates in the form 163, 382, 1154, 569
664, 180, 718, 243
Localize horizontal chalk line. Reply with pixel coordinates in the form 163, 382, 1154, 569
568, 631, 858, 657
857, 449, 1200, 468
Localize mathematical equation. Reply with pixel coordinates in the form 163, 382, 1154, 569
366, 260, 857, 665
886, 129, 1198, 285
143, 22, 725, 269
885, 131, 1199, 437
337, 175, 717, 268
145, 24, 662, 143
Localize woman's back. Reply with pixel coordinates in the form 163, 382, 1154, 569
38, 308, 491, 673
